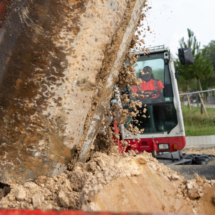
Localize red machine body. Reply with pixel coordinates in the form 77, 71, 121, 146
118, 136, 185, 154
0, 0, 7, 25
113, 123, 185, 154
0, 2, 4, 23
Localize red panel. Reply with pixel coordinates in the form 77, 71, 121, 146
0, 0, 9, 23
0, 210, 151, 215
119, 136, 186, 154
113, 121, 120, 146
0, 4, 5, 20
0, 210, 200, 215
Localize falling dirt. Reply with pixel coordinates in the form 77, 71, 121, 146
0, 151, 215, 214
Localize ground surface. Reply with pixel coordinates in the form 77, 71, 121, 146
169, 146, 215, 180
90, 152, 215, 214
183, 146, 215, 156
0, 150, 214, 214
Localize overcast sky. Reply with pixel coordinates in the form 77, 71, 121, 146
142, 0, 215, 57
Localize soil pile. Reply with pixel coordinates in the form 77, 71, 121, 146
0, 151, 215, 213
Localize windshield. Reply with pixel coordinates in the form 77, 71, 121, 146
130, 52, 173, 104
123, 52, 178, 134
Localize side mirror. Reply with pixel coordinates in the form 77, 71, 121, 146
178, 48, 194, 66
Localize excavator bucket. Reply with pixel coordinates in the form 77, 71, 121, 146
0, 0, 146, 184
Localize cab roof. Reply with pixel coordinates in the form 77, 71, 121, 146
131, 45, 169, 55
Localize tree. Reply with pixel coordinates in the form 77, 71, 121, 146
202, 41, 215, 89
177, 29, 214, 91
179, 29, 200, 56
204, 40, 215, 73
190, 49, 214, 91
176, 29, 201, 92
177, 29, 214, 115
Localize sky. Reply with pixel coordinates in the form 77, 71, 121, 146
141, 0, 215, 57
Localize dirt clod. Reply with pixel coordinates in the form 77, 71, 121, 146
58, 190, 70, 208
15, 187, 26, 201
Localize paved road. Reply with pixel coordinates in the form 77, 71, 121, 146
168, 165, 215, 180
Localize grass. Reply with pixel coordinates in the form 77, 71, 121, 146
182, 105, 215, 136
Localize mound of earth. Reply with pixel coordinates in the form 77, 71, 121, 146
0, 151, 215, 214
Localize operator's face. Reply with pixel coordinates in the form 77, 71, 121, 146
141, 67, 152, 82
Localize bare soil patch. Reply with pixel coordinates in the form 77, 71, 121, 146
0, 151, 214, 214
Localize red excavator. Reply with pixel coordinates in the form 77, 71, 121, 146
112, 46, 215, 166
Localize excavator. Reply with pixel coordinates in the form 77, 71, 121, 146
113, 46, 190, 159
112, 46, 203, 163
110, 46, 215, 180
0, 0, 214, 185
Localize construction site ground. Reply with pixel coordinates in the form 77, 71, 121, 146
167, 146, 215, 181
183, 145, 215, 156
0, 149, 215, 214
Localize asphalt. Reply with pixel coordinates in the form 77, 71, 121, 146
168, 165, 215, 180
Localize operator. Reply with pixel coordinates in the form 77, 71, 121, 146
132, 66, 164, 100
128, 66, 165, 132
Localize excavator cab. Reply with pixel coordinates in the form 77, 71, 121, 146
123, 49, 177, 135
117, 46, 194, 161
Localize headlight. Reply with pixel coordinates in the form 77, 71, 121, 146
158, 144, 169, 150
